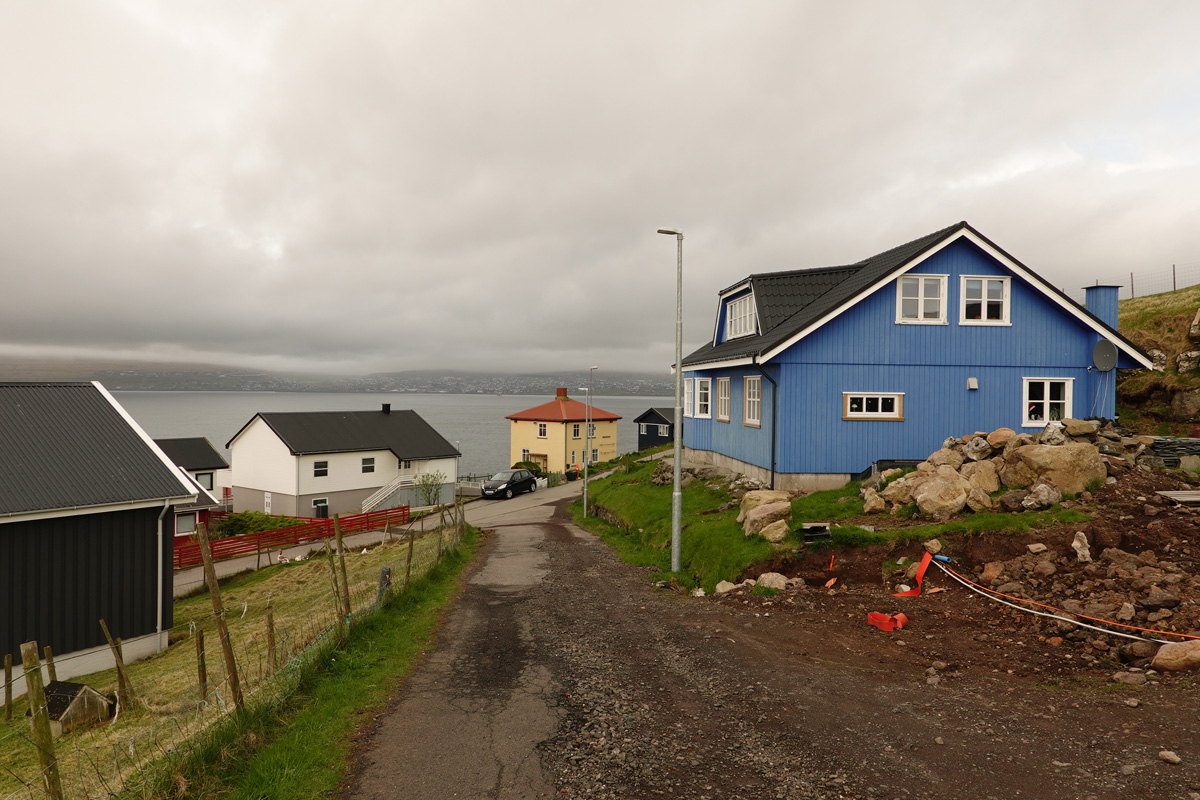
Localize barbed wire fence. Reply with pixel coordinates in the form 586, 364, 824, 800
1, 503, 468, 800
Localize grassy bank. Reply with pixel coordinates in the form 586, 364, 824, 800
575, 460, 1089, 591
139, 526, 479, 799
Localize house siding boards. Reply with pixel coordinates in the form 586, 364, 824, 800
230, 417, 300, 497
1, 505, 173, 665
681, 228, 1149, 483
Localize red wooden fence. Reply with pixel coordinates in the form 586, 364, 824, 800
173, 506, 411, 570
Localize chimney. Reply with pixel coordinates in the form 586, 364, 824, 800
1084, 285, 1121, 329
382, 403, 391, 415
555, 388, 567, 399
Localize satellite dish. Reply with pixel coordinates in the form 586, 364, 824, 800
1093, 340, 1118, 372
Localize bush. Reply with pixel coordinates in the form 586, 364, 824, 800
513, 460, 544, 477
212, 511, 304, 539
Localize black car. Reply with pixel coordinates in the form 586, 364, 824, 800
481, 469, 538, 499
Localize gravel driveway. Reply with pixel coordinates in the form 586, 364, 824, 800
344, 495, 1200, 800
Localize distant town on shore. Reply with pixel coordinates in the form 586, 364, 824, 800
0, 358, 674, 396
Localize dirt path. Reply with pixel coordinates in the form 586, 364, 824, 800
344, 497, 1200, 799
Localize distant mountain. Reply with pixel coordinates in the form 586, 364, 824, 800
0, 358, 673, 396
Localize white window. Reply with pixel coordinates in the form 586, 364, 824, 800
717, 378, 730, 422
639, 423, 648, 434
361, 457, 375, 474
843, 392, 905, 420
684, 379, 693, 418
537, 422, 548, 438
744, 376, 762, 427
401, 459, 413, 471
591, 448, 599, 462
174, 512, 196, 535
896, 275, 947, 324
570, 450, 576, 464
521, 448, 531, 461
314, 460, 328, 478
658, 424, 669, 436
196, 472, 214, 490
695, 378, 712, 418
960, 276, 1010, 325
572, 423, 581, 439
726, 294, 757, 339
1023, 378, 1072, 427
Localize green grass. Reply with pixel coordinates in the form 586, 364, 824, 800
138, 527, 479, 799
576, 460, 776, 592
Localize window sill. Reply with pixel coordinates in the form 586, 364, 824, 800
743, 420, 762, 428
895, 318, 948, 325
959, 320, 1012, 327
843, 415, 905, 421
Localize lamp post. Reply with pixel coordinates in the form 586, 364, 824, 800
581, 366, 597, 516
657, 227, 683, 573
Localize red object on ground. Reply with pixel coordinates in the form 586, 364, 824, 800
893, 551, 933, 597
867, 612, 909, 632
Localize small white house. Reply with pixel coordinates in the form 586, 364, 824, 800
226, 404, 460, 517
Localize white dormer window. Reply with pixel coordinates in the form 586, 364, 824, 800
726, 295, 757, 339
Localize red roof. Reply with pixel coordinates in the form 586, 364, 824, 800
506, 396, 621, 423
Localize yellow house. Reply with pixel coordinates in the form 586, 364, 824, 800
506, 388, 622, 474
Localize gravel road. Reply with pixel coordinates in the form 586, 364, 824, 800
344, 495, 1200, 800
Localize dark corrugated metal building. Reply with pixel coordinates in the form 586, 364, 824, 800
0, 382, 196, 664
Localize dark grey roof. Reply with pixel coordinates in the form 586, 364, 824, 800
633, 408, 675, 425
227, 408, 461, 460
154, 437, 229, 471
683, 221, 1150, 368
0, 382, 195, 518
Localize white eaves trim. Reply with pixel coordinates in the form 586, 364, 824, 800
682, 356, 757, 372
758, 228, 1154, 369
93, 381, 200, 500
710, 280, 754, 344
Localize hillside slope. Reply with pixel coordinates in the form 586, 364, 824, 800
1116, 284, 1200, 435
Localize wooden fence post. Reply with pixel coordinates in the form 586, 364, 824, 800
3, 653, 11, 721
98, 619, 135, 709
266, 598, 276, 672
324, 540, 344, 618
42, 645, 57, 684
196, 628, 207, 703
404, 532, 415, 591
376, 566, 392, 608
333, 515, 352, 619
20, 641, 64, 800
196, 522, 244, 712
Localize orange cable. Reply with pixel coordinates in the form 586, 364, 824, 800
940, 563, 1200, 642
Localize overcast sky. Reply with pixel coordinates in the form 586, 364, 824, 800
3, 1, 1199, 377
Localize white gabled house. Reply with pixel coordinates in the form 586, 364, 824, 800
226, 403, 460, 517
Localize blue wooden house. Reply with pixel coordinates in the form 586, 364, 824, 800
679, 222, 1153, 491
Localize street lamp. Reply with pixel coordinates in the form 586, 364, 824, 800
581, 366, 598, 516
657, 227, 683, 573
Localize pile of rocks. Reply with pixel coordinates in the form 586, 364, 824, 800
969, 539, 1200, 670
736, 489, 795, 542
861, 419, 1156, 521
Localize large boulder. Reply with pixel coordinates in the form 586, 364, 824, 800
1151, 640, 1200, 672
757, 572, 789, 591
926, 448, 965, 470
862, 487, 887, 513
966, 487, 994, 512
743, 501, 792, 537
758, 519, 790, 543
737, 490, 791, 523
1021, 479, 1062, 510
1062, 418, 1100, 437
960, 460, 1000, 493
963, 436, 994, 461
1002, 433, 1037, 460
1172, 389, 1200, 421
999, 442, 1107, 495
912, 470, 972, 521
986, 427, 1017, 448
880, 476, 916, 505
1035, 422, 1068, 446
1177, 351, 1200, 373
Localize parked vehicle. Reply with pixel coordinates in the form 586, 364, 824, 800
481, 469, 537, 499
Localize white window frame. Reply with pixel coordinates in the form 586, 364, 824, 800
174, 512, 196, 535
312, 498, 328, 510
314, 460, 328, 478
572, 423, 581, 439
361, 457, 375, 474
725, 294, 757, 339
896, 274, 948, 324
960, 275, 1011, 325
744, 376, 762, 427
588, 422, 596, 438
537, 422, 548, 438
842, 392, 905, 420
716, 377, 730, 422
195, 472, 214, 490
695, 378, 712, 419
521, 448, 531, 461
684, 379, 693, 418
591, 448, 599, 463
658, 424, 669, 436
1023, 378, 1073, 427
639, 423, 648, 435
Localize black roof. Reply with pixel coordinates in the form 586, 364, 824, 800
0, 383, 195, 518
154, 437, 229, 471
633, 408, 675, 425
227, 407, 461, 460
682, 221, 1151, 369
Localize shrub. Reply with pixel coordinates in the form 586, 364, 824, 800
212, 511, 304, 540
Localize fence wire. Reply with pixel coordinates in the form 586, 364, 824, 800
1, 507, 467, 800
